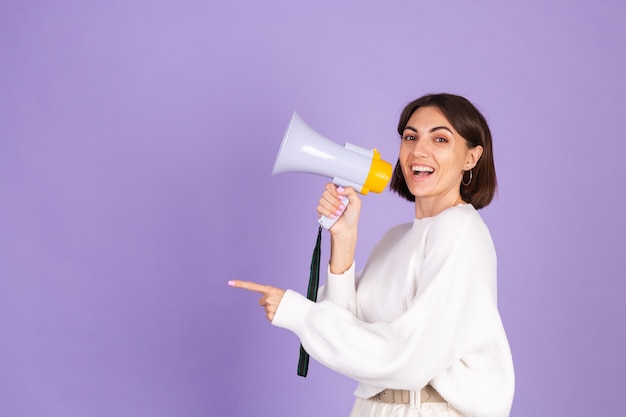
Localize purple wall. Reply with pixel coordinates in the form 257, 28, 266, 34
1, 1, 624, 416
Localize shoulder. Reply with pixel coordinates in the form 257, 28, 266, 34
428, 204, 494, 253
431, 204, 488, 235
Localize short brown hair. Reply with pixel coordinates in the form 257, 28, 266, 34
389, 93, 497, 209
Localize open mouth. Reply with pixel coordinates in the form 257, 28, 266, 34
411, 165, 434, 177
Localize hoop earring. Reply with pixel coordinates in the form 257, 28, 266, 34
462, 169, 473, 186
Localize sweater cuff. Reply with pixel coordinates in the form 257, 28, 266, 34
328, 260, 355, 280
321, 261, 356, 309
271, 289, 314, 335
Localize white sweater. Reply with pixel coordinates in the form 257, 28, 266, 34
272, 204, 515, 417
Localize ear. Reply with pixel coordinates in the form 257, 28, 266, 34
465, 145, 483, 170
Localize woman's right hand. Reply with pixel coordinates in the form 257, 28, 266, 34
317, 183, 360, 274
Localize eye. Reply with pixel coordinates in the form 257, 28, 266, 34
402, 134, 416, 141
434, 136, 448, 143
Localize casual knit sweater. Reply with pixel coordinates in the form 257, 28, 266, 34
272, 204, 515, 417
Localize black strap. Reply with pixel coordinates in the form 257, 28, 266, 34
297, 226, 322, 377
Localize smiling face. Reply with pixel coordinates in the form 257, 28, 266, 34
399, 106, 483, 218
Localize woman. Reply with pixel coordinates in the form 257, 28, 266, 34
230, 93, 515, 417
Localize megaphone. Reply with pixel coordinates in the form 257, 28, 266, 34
273, 112, 393, 229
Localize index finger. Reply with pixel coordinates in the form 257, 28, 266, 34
228, 280, 270, 294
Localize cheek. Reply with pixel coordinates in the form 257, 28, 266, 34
401, 146, 416, 161
448, 148, 470, 168
398, 146, 410, 165
398, 146, 411, 168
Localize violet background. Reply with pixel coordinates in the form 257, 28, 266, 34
1, 0, 624, 416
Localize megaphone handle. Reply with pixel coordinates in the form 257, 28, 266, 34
318, 195, 350, 230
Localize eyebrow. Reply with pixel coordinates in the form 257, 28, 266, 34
404, 125, 454, 135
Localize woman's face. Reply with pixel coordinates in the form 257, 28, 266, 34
399, 106, 482, 210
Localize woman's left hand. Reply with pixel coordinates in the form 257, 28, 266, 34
229, 280, 286, 322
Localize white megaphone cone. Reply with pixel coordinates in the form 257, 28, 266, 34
273, 112, 392, 229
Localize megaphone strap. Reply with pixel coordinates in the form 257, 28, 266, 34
297, 225, 323, 377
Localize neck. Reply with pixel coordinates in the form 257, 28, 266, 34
414, 194, 464, 219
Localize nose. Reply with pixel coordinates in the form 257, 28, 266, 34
410, 139, 429, 157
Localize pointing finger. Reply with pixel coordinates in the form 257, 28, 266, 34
228, 280, 270, 294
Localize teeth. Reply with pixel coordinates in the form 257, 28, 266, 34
412, 165, 434, 173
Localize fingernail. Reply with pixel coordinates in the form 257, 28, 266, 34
228, 280, 236, 287
339, 204, 345, 211
335, 209, 342, 216
337, 187, 345, 193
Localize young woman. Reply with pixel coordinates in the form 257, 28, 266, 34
230, 93, 515, 417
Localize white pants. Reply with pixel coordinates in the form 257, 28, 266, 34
349, 397, 465, 417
